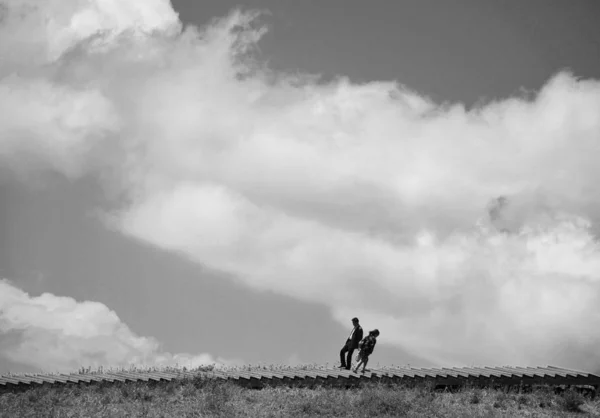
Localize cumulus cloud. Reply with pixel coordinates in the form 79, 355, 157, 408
0, 0, 180, 66
0, 77, 119, 177
1, 0, 600, 370
0, 280, 231, 372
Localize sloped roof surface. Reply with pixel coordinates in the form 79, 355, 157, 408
1, 365, 599, 390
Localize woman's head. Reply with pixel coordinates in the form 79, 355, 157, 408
370, 329, 380, 337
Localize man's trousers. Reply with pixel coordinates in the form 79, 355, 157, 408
339, 340, 355, 369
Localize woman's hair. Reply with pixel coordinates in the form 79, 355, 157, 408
370, 329, 380, 336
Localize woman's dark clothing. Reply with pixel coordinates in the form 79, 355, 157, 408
357, 335, 377, 360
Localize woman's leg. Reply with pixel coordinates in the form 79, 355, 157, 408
362, 357, 369, 372
353, 358, 363, 372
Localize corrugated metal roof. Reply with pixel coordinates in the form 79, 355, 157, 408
1, 365, 598, 391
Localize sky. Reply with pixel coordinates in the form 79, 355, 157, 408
1, 0, 600, 375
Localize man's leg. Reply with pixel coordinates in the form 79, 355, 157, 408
345, 348, 355, 370
339, 344, 349, 368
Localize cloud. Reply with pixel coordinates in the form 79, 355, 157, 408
2, 0, 600, 370
0, 0, 180, 66
0, 279, 232, 372
0, 76, 119, 178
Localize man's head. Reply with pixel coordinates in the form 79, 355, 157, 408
352, 317, 359, 327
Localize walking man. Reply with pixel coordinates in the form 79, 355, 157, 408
339, 317, 363, 370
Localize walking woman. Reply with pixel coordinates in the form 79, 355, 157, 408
353, 329, 380, 373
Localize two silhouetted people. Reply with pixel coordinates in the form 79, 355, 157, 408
339, 317, 363, 370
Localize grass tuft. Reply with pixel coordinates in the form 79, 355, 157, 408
561, 388, 586, 413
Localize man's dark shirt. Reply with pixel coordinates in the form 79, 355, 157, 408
348, 325, 363, 349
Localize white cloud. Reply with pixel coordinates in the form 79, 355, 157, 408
0, 279, 232, 372
0, 76, 119, 178
0, 0, 180, 66
1, 1, 600, 370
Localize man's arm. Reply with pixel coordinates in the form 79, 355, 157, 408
352, 327, 363, 346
